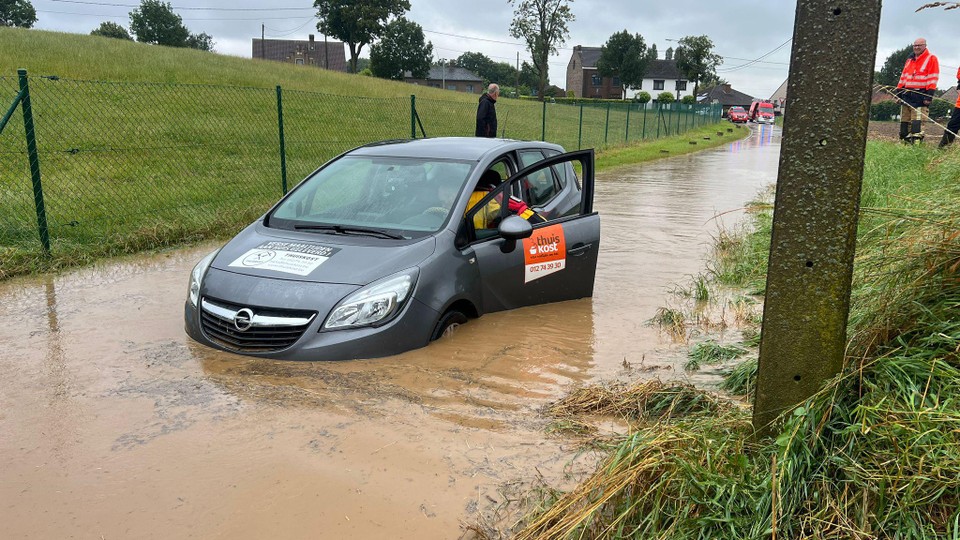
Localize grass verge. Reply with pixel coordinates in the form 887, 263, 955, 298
490, 140, 960, 539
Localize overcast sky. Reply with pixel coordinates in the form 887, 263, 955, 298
28, 0, 960, 99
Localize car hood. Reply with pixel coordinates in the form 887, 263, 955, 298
210, 222, 437, 286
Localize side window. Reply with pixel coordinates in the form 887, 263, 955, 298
518, 150, 561, 207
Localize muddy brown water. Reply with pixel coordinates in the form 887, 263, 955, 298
0, 125, 780, 539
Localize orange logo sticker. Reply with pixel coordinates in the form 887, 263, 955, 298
522, 224, 566, 283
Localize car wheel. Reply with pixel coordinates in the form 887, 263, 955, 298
430, 310, 468, 341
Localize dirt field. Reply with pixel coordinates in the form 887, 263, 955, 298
868, 120, 946, 142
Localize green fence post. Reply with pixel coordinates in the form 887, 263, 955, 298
604, 103, 610, 145
625, 104, 631, 143
541, 99, 547, 141
642, 104, 647, 140
276, 85, 288, 195
577, 103, 583, 150
410, 95, 416, 139
656, 103, 662, 138
676, 103, 681, 133
18, 69, 50, 254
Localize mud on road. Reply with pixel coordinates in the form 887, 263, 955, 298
0, 125, 780, 539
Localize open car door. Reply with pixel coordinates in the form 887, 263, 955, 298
462, 150, 599, 314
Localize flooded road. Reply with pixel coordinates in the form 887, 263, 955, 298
0, 125, 780, 539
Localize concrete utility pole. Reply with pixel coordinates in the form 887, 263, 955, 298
752, 0, 881, 435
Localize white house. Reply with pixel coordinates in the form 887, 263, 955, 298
626, 59, 694, 101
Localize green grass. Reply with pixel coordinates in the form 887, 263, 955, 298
684, 340, 748, 372
501, 140, 960, 539
0, 27, 731, 281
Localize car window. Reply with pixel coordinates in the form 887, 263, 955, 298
518, 150, 561, 207
269, 156, 473, 238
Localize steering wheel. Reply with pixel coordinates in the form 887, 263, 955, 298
399, 208, 447, 227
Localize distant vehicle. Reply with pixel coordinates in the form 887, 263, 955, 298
727, 106, 748, 123
748, 101, 775, 124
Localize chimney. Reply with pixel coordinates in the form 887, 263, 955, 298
722, 84, 732, 93
309, 34, 315, 42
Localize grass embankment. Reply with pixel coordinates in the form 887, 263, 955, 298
0, 27, 731, 280
499, 142, 960, 539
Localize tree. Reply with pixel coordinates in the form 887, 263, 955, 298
456, 52, 496, 81
681, 95, 696, 105
186, 32, 214, 51
129, 1, 212, 49
91, 21, 133, 40
369, 17, 432, 80
657, 91, 675, 103
673, 35, 722, 96
313, 0, 410, 74
596, 30, 651, 99
509, 0, 574, 101
634, 91, 651, 104
877, 45, 912, 87
129, 0, 189, 46
1, 0, 36, 28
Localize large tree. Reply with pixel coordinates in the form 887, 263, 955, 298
91, 21, 133, 40
369, 17, 432, 80
674, 35, 722, 95
876, 44, 912, 87
129, 0, 189, 46
456, 51, 522, 87
508, 0, 574, 100
596, 30, 651, 99
1, 0, 36, 28
314, 0, 410, 74
186, 32, 214, 51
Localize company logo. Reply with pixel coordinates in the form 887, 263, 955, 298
234, 308, 254, 332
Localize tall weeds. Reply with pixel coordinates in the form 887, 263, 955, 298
508, 142, 960, 539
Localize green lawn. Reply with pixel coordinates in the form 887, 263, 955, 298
0, 27, 725, 280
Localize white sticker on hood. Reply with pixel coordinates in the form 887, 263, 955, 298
228, 241, 341, 276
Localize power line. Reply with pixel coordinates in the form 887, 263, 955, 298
717, 38, 793, 73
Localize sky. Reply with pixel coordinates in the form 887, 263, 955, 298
26, 0, 960, 99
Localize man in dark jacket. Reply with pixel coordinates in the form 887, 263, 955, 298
475, 83, 499, 138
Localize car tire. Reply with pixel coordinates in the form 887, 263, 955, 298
430, 310, 468, 341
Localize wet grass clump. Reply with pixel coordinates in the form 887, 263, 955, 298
501, 142, 960, 539
684, 340, 748, 372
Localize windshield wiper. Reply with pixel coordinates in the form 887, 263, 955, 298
293, 224, 405, 239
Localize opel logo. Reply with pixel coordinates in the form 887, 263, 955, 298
234, 308, 254, 332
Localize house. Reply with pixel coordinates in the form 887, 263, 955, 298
627, 60, 695, 101
566, 45, 694, 100
697, 84, 755, 115
565, 46, 623, 99
770, 78, 788, 113
405, 66, 484, 94
252, 35, 347, 71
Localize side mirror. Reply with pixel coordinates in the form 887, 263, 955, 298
498, 215, 533, 253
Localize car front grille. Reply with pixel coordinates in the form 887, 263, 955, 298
200, 297, 317, 353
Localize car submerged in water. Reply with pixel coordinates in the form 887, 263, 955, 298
184, 137, 600, 361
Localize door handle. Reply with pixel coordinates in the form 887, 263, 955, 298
568, 243, 593, 257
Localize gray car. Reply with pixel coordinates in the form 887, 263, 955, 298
184, 137, 600, 360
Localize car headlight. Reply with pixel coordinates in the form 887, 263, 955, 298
324, 268, 418, 330
188, 249, 219, 307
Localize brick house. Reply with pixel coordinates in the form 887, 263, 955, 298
567, 46, 693, 100
405, 66, 484, 94
251, 35, 347, 71
565, 45, 622, 99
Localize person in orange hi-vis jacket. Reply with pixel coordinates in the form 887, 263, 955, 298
895, 37, 939, 143
939, 66, 960, 148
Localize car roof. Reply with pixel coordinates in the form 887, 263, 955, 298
348, 137, 565, 162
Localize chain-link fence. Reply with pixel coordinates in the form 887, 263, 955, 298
0, 70, 722, 279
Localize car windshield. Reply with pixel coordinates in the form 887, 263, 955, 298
268, 156, 474, 239
760, 104, 773, 110
730, 107, 744, 112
